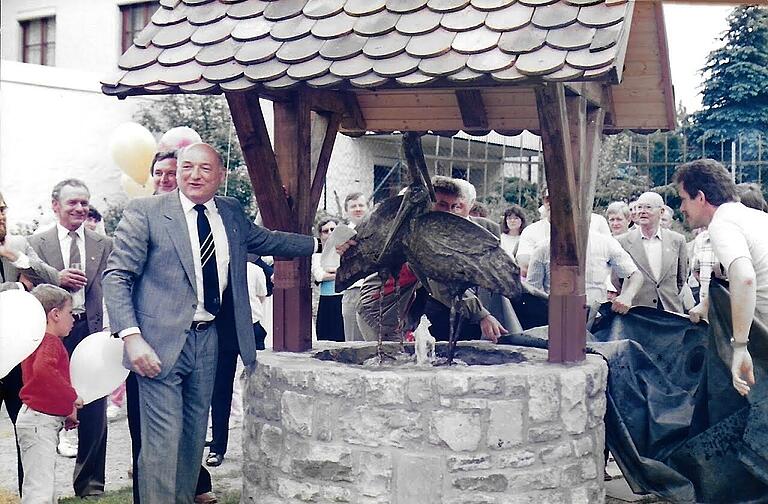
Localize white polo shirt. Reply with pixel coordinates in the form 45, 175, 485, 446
708, 202, 768, 316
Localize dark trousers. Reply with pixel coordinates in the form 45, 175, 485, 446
126, 372, 212, 503
63, 317, 107, 497
0, 364, 24, 495
209, 349, 238, 456
423, 298, 483, 342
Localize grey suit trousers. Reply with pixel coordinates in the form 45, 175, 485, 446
137, 325, 218, 504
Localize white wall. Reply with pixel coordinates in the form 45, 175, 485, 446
1, 0, 128, 72
0, 61, 153, 228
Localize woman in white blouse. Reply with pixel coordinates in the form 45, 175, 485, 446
311, 218, 345, 342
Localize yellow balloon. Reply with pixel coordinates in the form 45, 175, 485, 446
121, 174, 154, 199
109, 122, 157, 185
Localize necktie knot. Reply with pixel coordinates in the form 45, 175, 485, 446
194, 204, 206, 214
69, 231, 78, 241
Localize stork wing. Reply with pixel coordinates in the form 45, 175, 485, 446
404, 212, 522, 299
335, 195, 404, 291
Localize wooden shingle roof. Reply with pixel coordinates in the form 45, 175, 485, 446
103, 0, 676, 134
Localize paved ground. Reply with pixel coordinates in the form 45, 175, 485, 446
0, 397, 244, 503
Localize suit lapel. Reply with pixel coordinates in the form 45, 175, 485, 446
658, 229, 675, 280
627, 229, 655, 281
164, 192, 196, 289
39, 227, 65, 271
84, 230, 104, 293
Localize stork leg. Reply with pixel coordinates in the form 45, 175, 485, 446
377, 281, 385, 364
447, 296, 462, 365
393, 273, 403, 353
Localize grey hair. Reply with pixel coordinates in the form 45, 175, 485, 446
606, 201, 630, 220
454, 178, 477, 204
51, 179, 90, 202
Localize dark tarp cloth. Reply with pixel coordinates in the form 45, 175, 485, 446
503, 280, 768, 503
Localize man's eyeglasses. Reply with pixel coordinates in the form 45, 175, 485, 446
320, 228, 335, 234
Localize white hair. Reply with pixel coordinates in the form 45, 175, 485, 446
454, 178, 476, 204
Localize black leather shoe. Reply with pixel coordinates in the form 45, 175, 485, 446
206, 452, 224, 467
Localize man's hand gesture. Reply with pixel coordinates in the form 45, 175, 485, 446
124, 333, 162, 378
731, 347, 755, 397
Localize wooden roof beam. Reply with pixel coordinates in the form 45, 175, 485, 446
455, 89, 489, 130
564, 82, 615, 128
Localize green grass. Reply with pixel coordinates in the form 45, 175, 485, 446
58, 487, 241, 503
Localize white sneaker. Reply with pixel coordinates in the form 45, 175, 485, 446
57, 435, 77, 458
107, 404, 122, 420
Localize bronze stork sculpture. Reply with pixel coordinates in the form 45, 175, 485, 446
337, 133, 522, 364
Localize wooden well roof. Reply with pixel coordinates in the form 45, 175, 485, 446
103, 0, 677, 134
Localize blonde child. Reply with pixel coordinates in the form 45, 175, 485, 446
16, 285, 82, 503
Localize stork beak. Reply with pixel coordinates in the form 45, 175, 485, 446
377, 192, 415, 264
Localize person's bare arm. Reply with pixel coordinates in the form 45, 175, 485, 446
728, 257, 757, 396
612, 270, 642, 314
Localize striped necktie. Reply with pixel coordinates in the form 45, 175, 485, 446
194, 204, 220, 316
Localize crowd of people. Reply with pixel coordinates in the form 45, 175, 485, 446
1, 143, 765, 503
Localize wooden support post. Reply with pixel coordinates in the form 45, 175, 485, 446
226, 89, 344, 352
535, 83, 604, 363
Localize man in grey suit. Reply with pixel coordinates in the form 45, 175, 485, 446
0, 190, 61, 496
103, 143, 320, 503
28, 179, 113, 499
616, 191, 688, 313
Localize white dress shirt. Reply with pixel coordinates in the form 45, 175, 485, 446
57, 223, 86, 313
640, 226, 663, 281
179, 192, 231, 322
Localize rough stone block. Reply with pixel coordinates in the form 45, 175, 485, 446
274, 365, 314, 390
395, 454, 444, 503
452, 398, 489, 410
539, 443, 573, 464
506, 467, 560, 490
282, 391, 314, 436
501, 490, 568, 504
487, 400, 524, 450
431, 410, 483, 451
452, 474, 508, 492
276, 477, 320, 501
580, 458, 598, 480
527, 373, 560, 423
291, 444, 353, 482
262, 388, 282, 422
321, 485, 352, 502
406, 374, 434, 404
365, 372, 406, 405
528, 425, 563, 443
585, 360, 608, 397
312, 399, 334, 442
259, 423, 283, 465
314, 368, 363, 398
468, 372, 503, 395
340, 407, 423, 448
435, 370, 471, 396
561, 368, 588, 434
571, 482, 604, 504
571, 435, 594, 457
443, 494, 498, 504
497, 449, 536, 469
502, 374, 528, 399
587, 392, 607, 428
357, 451, 392, 498
447, 454, 492, 472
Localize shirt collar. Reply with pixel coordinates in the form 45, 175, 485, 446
57, 223, 84, 241
640, 226, 662, 241
179, 191, 217, 215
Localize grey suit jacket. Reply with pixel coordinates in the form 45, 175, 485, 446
0, 234, 60, 291
617, 227, 688, 312
103, 191, 315, 377
28, 226, 113, 334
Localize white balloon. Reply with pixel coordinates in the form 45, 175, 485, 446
121, 173, 154, 199
158, 126, 202, 152
0, 290, 47, 379
109, 122, 156, 185
70, 331, 130, 405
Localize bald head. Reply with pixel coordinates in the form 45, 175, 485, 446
176, 142, 226, 204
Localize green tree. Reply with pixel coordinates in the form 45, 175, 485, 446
689, 6, 768, 166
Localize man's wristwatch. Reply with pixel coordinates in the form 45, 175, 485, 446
730, 337, 749, 349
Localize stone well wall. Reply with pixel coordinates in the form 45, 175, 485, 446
241, 342, 608, 504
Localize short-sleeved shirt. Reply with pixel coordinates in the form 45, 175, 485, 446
247, 262, 268, 324
708, 202, 768, 316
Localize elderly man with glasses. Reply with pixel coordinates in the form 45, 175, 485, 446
615, 191, 688, 313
